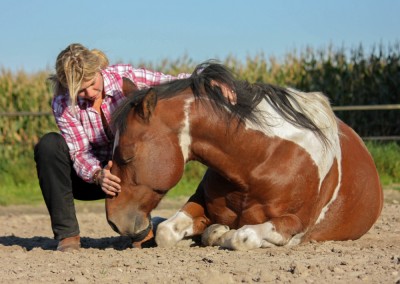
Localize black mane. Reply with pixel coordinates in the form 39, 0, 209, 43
111, 61, 327, 143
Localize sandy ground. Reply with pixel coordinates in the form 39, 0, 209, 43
0, 191, 399, 284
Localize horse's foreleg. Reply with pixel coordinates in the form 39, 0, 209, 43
155, 188, 211, 248
202, 215, 303, 250
154, 210, 195, 247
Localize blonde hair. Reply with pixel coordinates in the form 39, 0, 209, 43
49, 43, 109, 107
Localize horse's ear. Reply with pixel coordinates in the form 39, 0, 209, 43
122, 77, 138, 96
141, 89, 157, 122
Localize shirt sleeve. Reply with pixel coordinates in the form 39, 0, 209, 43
121, 66, 191, 89
52, 97, 101, 182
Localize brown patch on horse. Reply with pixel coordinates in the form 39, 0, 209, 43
181, 191, 212, 235
306, 121, 383, 242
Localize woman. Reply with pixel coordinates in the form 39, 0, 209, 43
34, 43, 236, 251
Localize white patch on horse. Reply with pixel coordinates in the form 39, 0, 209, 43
203, 223, 309, 250
201, 224, 231, 246
178, 98, 194, 162
155, 211, 194, 248
316, 147, 343, 224
287, 232, 305, 246
229, 222, 286, 250
245, 89, 341, 191
243, 88, 345, 225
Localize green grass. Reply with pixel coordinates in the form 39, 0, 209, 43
365, 141, 400, 185
0, 161, 206, 206
0, 175, 200, 207
0, 181, 43, 206
0, 143, 398, 206
165, 163, 206, 199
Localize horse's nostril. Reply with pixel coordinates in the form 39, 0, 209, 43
108, 220, 119, 234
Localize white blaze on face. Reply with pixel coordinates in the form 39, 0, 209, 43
178, 98, 194, 162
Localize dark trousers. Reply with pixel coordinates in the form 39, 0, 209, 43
34, 132, 105, 240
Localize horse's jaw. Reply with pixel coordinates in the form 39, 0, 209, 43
106, 201, 152, 238
105, 184, 161, 241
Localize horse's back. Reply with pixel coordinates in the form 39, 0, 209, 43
306, 120, 383, 242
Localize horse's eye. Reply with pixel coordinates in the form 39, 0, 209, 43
121, 157, 134, 165
153, 188, 167, 196
114, 155, 134, 166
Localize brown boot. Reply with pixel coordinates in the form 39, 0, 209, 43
57, 235, 81, 252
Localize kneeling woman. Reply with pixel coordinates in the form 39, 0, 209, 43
34, 43, 235, 251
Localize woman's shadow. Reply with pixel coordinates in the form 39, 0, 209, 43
0, 235, 142, 251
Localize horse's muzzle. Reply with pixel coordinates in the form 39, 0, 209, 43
130, 218, 153, 242
107, 214, 152, 242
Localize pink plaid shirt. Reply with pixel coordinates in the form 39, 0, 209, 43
52, 64, 189, 182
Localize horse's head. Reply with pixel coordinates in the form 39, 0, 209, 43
105, 79, 186, 241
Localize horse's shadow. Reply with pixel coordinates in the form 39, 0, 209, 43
0, 235, 141, 251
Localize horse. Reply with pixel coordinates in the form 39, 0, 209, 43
106, 62, 383, 250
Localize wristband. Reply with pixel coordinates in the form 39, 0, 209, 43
92, 169, 102, 185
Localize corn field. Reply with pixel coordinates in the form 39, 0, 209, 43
1, 44, 399, 188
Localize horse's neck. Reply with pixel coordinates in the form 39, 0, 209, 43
186, 102, 246, 177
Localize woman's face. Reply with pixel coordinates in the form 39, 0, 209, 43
77, 72, 103, 101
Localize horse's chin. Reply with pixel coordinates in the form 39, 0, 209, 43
129, 216, 153, 242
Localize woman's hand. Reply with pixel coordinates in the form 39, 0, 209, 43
98, 161, 121, 196
210, 80, 237, 105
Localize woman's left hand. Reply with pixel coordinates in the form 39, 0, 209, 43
99, 161, 121, 196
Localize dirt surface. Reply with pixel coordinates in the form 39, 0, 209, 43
0, 191, 399, 284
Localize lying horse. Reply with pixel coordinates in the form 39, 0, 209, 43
106, 62, 383, 250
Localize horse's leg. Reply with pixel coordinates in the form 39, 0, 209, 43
202, 215, 303, 250
155, 182, 211, 248
201, 224, 235, 246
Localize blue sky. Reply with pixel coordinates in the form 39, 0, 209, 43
1, 0, 399, 73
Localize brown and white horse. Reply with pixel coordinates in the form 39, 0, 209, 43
106, 62, 383, 250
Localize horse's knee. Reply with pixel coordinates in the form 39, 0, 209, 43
36, 132, 63, 148
154, 224, 178, 248
34, 132, 68, 162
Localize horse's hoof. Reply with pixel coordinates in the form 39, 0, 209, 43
201, 224, 230, 246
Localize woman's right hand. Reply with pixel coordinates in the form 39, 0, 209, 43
97, 161, 121, 196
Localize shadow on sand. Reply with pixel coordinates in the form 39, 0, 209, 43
0, 235, 146, 251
